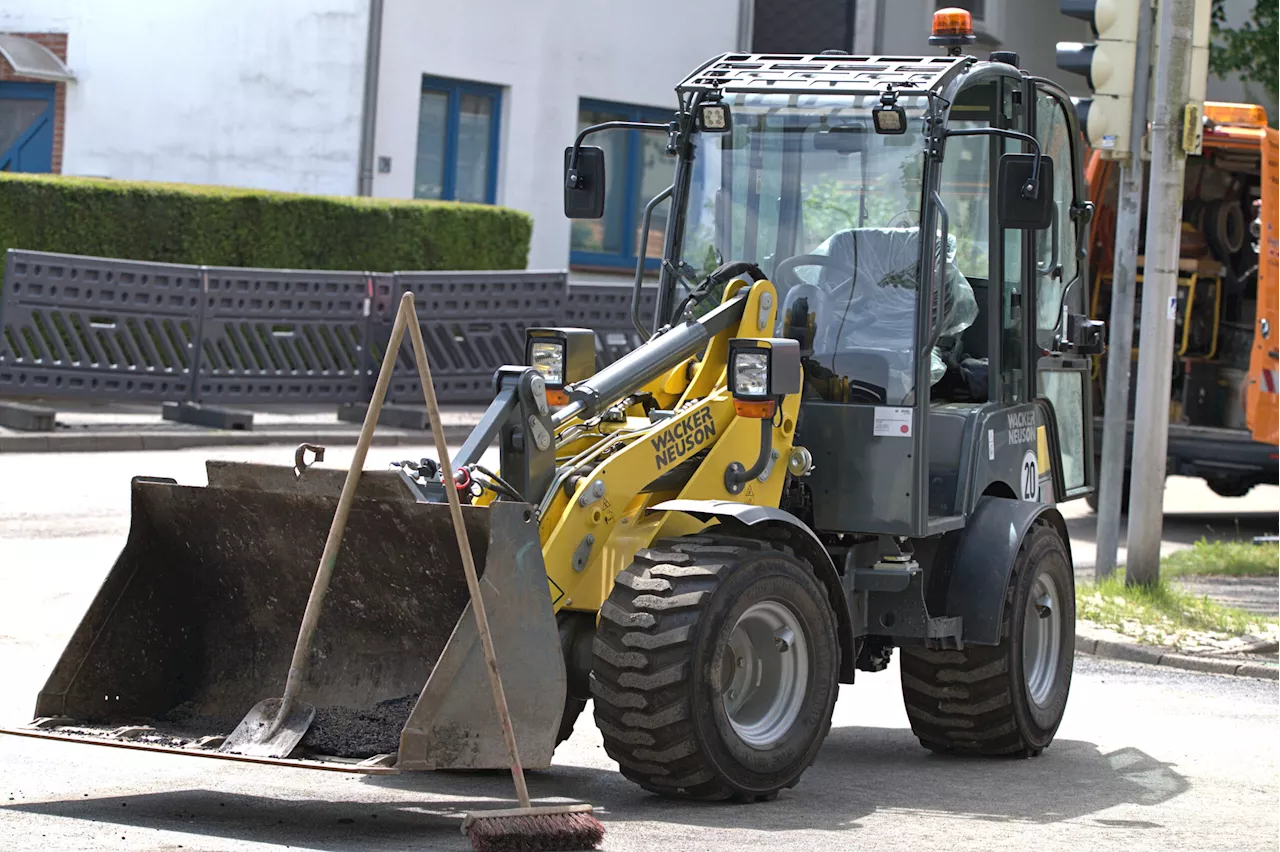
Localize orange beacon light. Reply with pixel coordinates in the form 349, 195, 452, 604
930, 7, 977, 53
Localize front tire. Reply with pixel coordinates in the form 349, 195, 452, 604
591, 533, 839, 800
901, 522, 1074, 756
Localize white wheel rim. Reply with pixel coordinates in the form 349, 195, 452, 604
721, 600, 809, 749
1022, 571, 1062, 708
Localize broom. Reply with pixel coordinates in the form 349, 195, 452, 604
399, 291, 605, 852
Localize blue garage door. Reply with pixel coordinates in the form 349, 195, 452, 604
0, 81, 55, 172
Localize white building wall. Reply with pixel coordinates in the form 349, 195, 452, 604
875, 0, 1094, 97
0, 0, 369, 195
372, 0, 742, 271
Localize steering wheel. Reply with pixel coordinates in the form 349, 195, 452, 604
772, 253, 852, 294
887, 209, 917, 229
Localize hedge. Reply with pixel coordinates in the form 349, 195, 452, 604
0, 173, 532, 272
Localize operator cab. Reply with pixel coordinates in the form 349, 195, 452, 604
563, 27, 1102, 538
670, 53, 1098, 533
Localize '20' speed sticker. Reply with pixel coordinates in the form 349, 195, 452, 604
1020, 450, 1039, 501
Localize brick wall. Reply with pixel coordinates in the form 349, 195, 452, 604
0, 32, 69, 174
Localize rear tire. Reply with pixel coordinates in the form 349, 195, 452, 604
591, 533, 839, 800
900, 522, 1074, 756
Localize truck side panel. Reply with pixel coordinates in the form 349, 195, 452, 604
1246, 127, 1279, 446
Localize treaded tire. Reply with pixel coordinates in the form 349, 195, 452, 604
591, 533, 839, 800
900, 522, 1074, 757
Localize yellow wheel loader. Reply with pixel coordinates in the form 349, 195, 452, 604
8, 38, 1106, 801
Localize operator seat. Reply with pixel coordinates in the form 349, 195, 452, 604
804, 227, 977, 404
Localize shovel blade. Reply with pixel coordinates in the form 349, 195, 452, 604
221, 695, 318, 757
220, 698, 317, 758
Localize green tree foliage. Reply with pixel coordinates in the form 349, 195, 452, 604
1210, 0, 1278, 106
0, 174, 532, 273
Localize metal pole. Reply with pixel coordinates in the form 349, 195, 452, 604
736, 0, 755, 51
1126, 0, 1196, 586
356, 0, 384, 196
1095, 0, 1155, 580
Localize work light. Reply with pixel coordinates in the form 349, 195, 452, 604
732, 352, 770, 397
872, 104, 907, 134
525, 328, 596, 404
697, 100, 732, 134
727, 338, 801, 418
529, 340, 565, 386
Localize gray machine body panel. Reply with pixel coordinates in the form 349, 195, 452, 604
800, 400, 1057, 534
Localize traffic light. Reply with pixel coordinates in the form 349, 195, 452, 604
1056, 0, 1145, 158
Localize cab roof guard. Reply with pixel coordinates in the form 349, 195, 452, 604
677, 52, 972, 97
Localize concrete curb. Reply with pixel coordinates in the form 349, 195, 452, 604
0, 425, 476, 454
1076, 632, 1279, 680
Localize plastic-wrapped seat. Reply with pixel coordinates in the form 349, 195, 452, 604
783, 227, 977, 404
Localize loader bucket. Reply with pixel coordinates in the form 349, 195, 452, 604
24, 462, 565, 772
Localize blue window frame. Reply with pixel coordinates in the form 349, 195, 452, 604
414, 76, 502, 204
570, 99, 673, 271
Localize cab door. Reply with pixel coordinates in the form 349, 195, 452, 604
1245, 127, 1278, 446
1031, 85, 1094, 501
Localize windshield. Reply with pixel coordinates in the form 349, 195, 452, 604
679, 94, 974, 405
681, 94, 931, 283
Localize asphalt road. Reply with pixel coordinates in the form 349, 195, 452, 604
0, 447, 1277, 851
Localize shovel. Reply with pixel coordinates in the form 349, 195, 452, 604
220, 290, 417, 758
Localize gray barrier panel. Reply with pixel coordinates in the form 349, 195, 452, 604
385, 271, 567, 403
0, 251, 655, 412
0, 251, 201, 401
194, 266, 374, 404
563, 283, 657, 367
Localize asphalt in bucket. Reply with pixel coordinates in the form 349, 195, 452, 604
300, 694, 418, 758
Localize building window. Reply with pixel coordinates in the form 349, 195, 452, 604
751, 0, 854, 54
570, 99, 672, 271
414, 76, 502, 204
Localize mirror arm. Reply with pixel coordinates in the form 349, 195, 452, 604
945, 127, 1044, 197
566, 120, 672, 189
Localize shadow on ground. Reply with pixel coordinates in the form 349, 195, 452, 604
4, 727, 1189, 848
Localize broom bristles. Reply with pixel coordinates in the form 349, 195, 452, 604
465, 811, 605, 852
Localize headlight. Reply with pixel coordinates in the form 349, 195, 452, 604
727, 337, 802, 418
529, 340, 565, 386
732, 351, 770, 397
525, 328, 596, 403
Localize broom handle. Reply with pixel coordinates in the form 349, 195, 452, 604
272, 289, 409, 733
404, 292, 532, 810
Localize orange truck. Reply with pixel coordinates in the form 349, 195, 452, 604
1086, 102, 1278, 507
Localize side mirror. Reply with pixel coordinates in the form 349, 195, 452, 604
1060, 313, 1106, 356
564, 146, 606, 219
997, 153, 1054, 230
